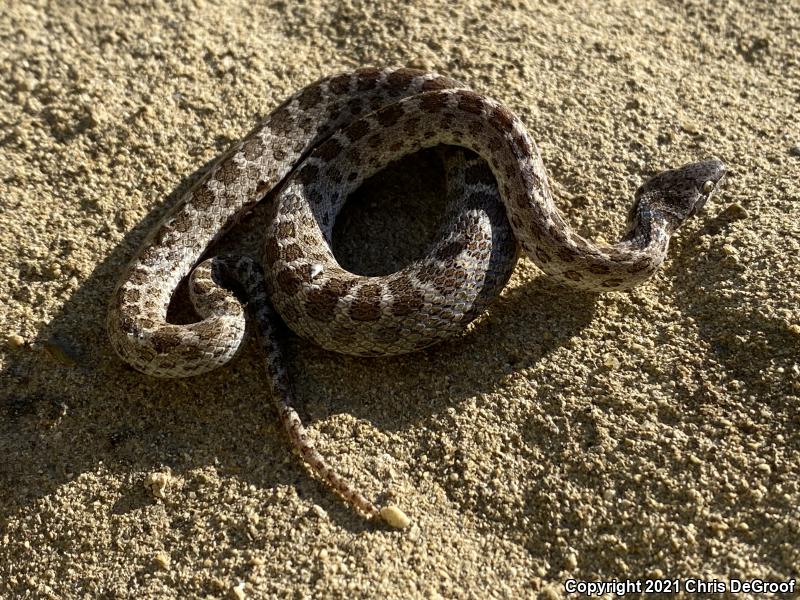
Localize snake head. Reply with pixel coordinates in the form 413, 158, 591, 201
631, 159, 727, 232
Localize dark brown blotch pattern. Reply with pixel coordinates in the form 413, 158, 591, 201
421, 76, 454, 91
387, 68, 419, 88
317, 138, 343, 162
281, 242, 304, 262
511, 131, 531, 159
349, 284, 383, 321
420, 92, 448, 113
265, 237, 280, 264
345, 119, 370, 142
298, 85, 322, 110
366, 133, 384, 149
377, 103, 405, 127
192, 185, 216, 209
305, 283, 343, 322
356, 68, 382, 90
277, 267, 303, 296
324, 165, 343, 184
435, 237, 467, 261
347, 98, 363, 115
416, 263, 438, 284
388, 275, 425, 317
150, 330, 182, 354
116, 287, 140, 311
555, 247, 577, 264
297, 163, 319, 185
275, 221, 295, 238
457, 91, 485, 115
242, 138, 262, 161
328, 73, 351, 94
171, 212, 192, 233
268, 104, 294, 134
139, 244, 161, 267
127, 268, 148, 286
401, 116, 421, 135
489, 105, 516, 132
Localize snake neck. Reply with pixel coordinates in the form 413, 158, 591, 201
508, 177, 673, 292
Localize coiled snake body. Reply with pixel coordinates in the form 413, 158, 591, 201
108, 67, 725, 523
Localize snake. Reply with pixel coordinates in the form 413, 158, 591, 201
107, 67, 726, 525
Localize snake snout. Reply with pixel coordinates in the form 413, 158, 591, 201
685, 158, 726, 217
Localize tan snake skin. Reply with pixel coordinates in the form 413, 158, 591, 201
108, 67, 726, 523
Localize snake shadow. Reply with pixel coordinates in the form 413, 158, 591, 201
0, 149, 281, 524
497, 168, 800, 580
665, 170, 797, 415
0, 146, 598, 535
662, 173, 799, 572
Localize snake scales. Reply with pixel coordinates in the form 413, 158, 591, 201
108, 67, 725, 524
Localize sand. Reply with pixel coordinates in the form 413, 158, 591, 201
1, 1, 798, 598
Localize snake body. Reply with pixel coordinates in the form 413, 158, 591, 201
108, 67, 725, 522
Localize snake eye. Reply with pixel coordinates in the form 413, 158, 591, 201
702, 180, 715, 194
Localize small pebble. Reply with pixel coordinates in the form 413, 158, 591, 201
311, 504, 328, 520
145, 472, 172, 499
153, 552, 170, 570
565, 553, 578, 569
718, 203, 749, 221
230, 582, 246, 600
540, 586, 561, 600
7, 333, 25, 349
380, 505, 411, 529
680, 119, 700, 134
603, 353, 620, 370
789, 144, 800, 157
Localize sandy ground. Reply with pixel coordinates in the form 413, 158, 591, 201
1, 1, 798, 598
